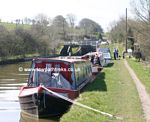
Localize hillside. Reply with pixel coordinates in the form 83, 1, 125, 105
0, 22, 31, 30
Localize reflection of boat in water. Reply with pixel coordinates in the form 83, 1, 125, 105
20, 111, 59, 122
18, 57, 96, 118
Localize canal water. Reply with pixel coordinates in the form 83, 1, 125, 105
0, 62, 58, 122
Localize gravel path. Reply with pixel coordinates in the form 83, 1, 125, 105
124, 60, 150, 122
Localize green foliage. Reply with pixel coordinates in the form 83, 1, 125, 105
79, 18, 103, 36
96, 32, 102, 40
52, 15, 69, 40
0, 22, 31, 30
0, 25, 48, 59
109, 19, 126, 43
0, 14, 104, 60
127, 27, 134, 50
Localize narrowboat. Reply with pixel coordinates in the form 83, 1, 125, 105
18, 57, 95, 118
97, 48, 112, 66
81, 52, 104, 74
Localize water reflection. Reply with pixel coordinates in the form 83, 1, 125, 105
0, 63, 30, 85
0, 62, 30, 122
20, 112, 59, 122
0, 89, 21, 122
0, 62, 61, 122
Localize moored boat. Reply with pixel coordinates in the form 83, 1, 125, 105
97, 48, 112, 66
18, 57, 95, 118
81, 52, 104, 75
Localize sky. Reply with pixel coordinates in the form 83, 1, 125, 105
0, 0, 133, 32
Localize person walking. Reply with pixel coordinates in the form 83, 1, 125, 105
113, 48, 117, 60
116, 48, 119, 58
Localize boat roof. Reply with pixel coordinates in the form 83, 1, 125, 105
97, 48, 110, 53
33, 56, 87, 63
83, 52, 103, 57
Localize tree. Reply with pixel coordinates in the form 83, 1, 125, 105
52, 15, 69, 40
127, 27, 135, 50
15, 28, 39, 57
0, 25, 9, 59
31, 14, 50, 36
79, 18, 103, 38
131, 0, 150, 22
109, 18, 126, 43
66, 13, 76, 28
131, 0, 150, 60
35, 14, 49, 26
24, 17, 32, 24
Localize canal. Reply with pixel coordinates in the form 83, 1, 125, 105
0, 62, 58, 122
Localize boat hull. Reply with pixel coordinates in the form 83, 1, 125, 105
19, 88, 74, 118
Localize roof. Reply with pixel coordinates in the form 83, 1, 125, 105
33, 56, 87, 63
83, 52, 103, 56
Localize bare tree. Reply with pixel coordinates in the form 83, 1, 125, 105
66, 13, 76, 28
35, 14, 49, 26
131, 0, 150, 60
132, 0, 150, 22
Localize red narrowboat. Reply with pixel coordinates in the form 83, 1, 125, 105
18, 57, 95, 118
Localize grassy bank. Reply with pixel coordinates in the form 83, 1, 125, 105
127, 58, 150, 94
0, 22, 31, 30
60, 59, 145, 122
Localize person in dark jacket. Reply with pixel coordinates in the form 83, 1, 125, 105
113, 48, 117, 60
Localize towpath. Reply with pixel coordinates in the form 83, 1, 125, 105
124, 59, 150, 122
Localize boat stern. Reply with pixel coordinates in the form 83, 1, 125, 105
18, 86, 79, 118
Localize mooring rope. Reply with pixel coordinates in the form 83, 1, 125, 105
41, 86, 123, 120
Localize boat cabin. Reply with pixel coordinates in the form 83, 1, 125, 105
28, 57, 92, 90
97, 48, 111, 66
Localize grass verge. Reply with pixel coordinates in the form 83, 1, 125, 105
60, 59, 145, 122
127, 58, 150, 94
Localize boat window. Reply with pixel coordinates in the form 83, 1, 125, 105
29, 70, 71, 89
45, 64, 52, 73
38, 71, 51, 85
50, 73, 71, 89
28, 62, 72, 89
74, 62, 85, 84
54, 64, 60, 73
74, 61, 92, 86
